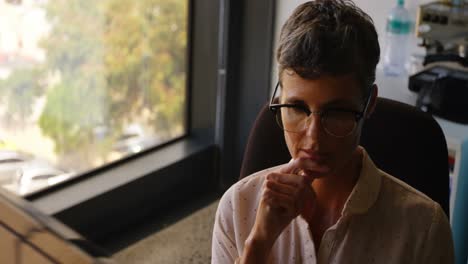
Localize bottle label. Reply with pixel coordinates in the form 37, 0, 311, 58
386, 19, 411, 34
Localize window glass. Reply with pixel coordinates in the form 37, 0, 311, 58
0, 0, 188, 196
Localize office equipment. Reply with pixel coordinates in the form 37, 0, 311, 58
408, 63, 468, 124
410, 1, 468, 123
411, 2, 468, 263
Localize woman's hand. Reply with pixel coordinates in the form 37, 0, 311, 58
239, 158, 319, 263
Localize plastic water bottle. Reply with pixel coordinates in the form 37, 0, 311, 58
382, 0, 411, 76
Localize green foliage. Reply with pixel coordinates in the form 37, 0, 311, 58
38, 82, 108, 154
0, 68, 44, 125
0, 0, 187, 170
102, 0, 187, 136
34, 0, 188, 157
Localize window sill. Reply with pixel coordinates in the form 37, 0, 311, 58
28, 135, 217, 241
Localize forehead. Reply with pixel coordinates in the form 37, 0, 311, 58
280, 71, 363, 107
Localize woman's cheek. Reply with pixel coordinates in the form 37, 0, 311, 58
284, 132, 301, 159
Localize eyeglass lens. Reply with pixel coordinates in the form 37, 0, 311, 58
275, 107, 357, 137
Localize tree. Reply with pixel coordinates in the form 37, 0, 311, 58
0, 68, 44, 128
34, 0, 187, 168
103, 0, 187, 136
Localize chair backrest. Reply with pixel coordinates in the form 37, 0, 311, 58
240, 97, 450, 217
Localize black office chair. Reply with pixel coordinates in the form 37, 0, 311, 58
240, 97, 450, 217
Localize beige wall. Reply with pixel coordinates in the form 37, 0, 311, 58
271, 0, 433, 103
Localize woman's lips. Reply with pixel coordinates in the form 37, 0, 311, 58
299, 150, 326, 162
296, 155, 330, 174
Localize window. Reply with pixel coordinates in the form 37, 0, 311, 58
0, 0, 188, 196
0, 0, 274, 242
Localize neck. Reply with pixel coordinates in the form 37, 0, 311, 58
312, 148, 363, 214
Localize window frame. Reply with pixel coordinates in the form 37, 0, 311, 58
27, 0, 220, 241
25, 0, 276, 244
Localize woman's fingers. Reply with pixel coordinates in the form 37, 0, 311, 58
267, 172, 308, 187
265, 160, 319, 217
264, 173, 313, 215
262, 185, 297, 216
251, 163, 318, 246
280, 157, 330, 178
265, 178, 298, 197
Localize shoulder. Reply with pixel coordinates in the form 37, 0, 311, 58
378, 170, 447, 225
379, 172, 454, 262
381, 171, 431, 199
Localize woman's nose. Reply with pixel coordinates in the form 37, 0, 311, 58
304, 114, 321, 139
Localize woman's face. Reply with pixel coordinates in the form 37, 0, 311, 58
280, 71, 372, 178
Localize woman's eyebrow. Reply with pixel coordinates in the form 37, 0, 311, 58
282, 96, 305, 104
323, 98, 359, 108
283, 97, 358, 108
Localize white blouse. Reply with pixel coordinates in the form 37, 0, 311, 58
211, 149, 454, 264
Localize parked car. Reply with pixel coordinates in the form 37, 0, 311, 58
3, 163, 75, 196
0, 150, 74, 196
0, 150, 31, 185
113, 123, 161, 154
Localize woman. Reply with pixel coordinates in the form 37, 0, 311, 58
212, 1, 454, 263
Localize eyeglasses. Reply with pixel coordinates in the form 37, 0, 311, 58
269, 82, 373, 138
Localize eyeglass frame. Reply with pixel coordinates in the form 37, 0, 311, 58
269, 81, 374, 138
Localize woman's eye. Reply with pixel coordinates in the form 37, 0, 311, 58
291, 106, 307, 114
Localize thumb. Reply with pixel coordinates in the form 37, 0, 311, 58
280, 159, 316, 185
279, 159, 297, 174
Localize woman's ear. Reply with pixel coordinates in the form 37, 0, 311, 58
366, 84, 378, 119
